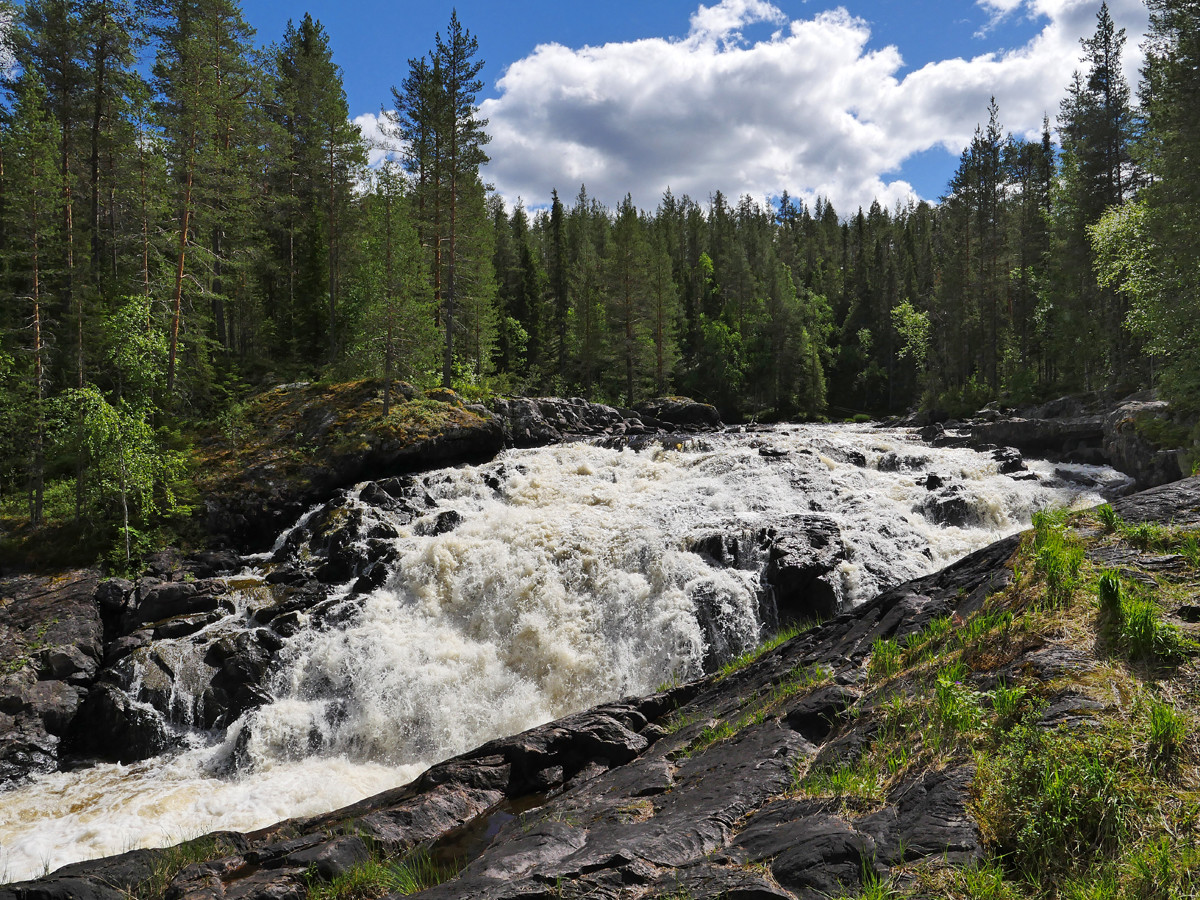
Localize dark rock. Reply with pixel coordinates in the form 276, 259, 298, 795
1178, 605, 1200, 624
1, 570, 104, 783
70, 682, 179, 762
688, 531, 758, 570
132, 581, 226, 626
918, 423, 945, 443
918, 486, 973, 527
992, 446, 1026, 474
634, 397, 723, 431
923, 473, 947, 491
1111, 475, 1200, 527
878, 451, 926, 472
764, 516, 847, 623
971, 416, 1105, 460
784, 684, 860, 744
186, 550, 242, 579
1103, 400, 1186, 488
284, 836, 371, 882
94, 579, 134, 616
769, 815, 878, 899
862, 767, 982, 865
415, 509, 464, 537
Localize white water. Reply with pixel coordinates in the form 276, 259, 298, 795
0, 426, 1128, 882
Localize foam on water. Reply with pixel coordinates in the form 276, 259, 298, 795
0, 425, 1126, 882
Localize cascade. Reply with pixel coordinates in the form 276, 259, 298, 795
0, 425, 1129, 882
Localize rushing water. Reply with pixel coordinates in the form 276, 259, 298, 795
0, 425, 1129, 882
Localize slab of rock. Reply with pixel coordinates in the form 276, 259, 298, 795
763, 516, 847, 623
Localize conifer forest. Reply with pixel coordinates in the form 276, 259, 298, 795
0, 0, 1198, 561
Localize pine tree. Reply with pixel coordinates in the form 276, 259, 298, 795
152, 0, 261, 402
2, 72, 61, 523
266, 13, 367, 364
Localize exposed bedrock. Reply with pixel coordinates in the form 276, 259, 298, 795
918, 393, 1192, 489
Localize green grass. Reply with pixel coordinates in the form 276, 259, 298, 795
717, 622, 810, 680
129, 836, 232, 900
1031, 511, 1086, 609
795, 754, 885, 802
868, 636, 903, 681
305, 848, 458, 900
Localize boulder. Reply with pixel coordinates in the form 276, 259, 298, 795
1102, 400, 1187, 488
634, 397, 723, 431
918, 486, 973, 527
763, 516, 847, 622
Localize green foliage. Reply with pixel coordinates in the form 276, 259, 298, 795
133, 836, 231, 900
1031, 510, 1086, 608
1097, 569, 1123, 618
1144, 699, 1186, 766
305, 847, 458, 900
982, 722, 1133, 878
868, 636, 903, 681
934, 667, 985, 733
716, 622, 807, 680
1119, 597, 1190, 663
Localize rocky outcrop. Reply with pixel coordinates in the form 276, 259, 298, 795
969, 415, 1107, 463
200, 386, 725, 553
1102, 399, 1187, 488
922, 393, 1194, 489
490, 396, 723, 448
0, 571, 102, 783
199, 382, 505, 553
634, 397, 723, 431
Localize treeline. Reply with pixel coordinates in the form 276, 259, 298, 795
0, 0, 1197, 561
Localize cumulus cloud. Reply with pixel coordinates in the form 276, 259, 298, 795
354, 112, 400, 168
381, 0, 1151, 214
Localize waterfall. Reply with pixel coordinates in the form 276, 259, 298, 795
0, 425, 1128, 882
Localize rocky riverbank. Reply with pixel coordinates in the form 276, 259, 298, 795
197, 382, 722, 552
5, 476, 1197, 900
910, 392, 1195, 490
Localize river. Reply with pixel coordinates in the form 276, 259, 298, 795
0, 424, 1128, 883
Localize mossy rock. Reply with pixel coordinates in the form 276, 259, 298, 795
424, 387, 464, 407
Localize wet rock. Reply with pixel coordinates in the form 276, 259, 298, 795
918, 486, 973, 527
415, 509, 464, 537
878, 451, 927, 472
688, 531, 759, 570
992, 446, 1026, 474
918, 423, 945, 443
923, 472, 947, 491
70, 682, 180, 762
763, 516, 847, 623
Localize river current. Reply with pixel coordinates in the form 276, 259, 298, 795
0, 424, 1128, 882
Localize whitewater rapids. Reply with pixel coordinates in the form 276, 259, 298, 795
0, 425, 1127, 882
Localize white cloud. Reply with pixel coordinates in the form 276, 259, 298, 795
0, 9, 16, 76
354, 112, 400, 168
370, 0, 1152, 215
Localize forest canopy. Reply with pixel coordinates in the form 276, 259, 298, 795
0, 0, 1197, 565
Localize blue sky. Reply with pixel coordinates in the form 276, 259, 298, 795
239, 0, 1150, 212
